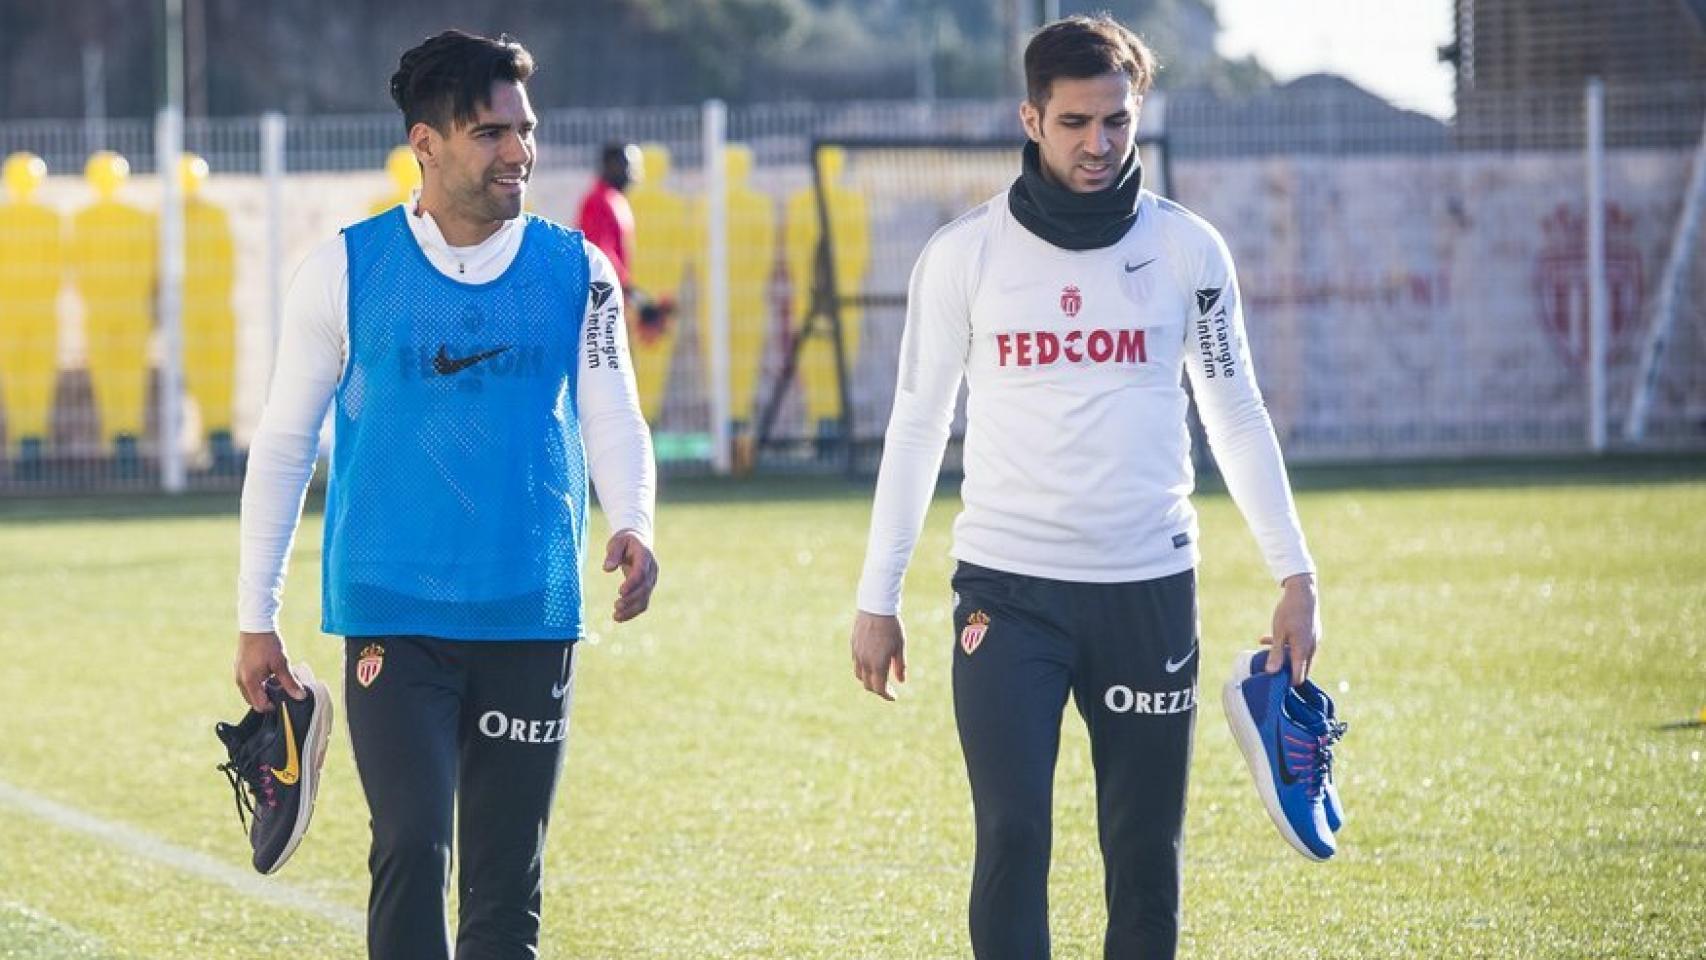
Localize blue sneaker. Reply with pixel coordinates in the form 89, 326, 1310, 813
1222, 650, 1338, 860
1293, 676, 1346, 831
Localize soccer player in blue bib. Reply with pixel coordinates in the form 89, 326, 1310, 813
851, 15, 1321, 959
232, 31, 657, 959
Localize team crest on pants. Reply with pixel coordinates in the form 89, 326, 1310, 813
356, 643, 385, 688
960, 611, 991, 655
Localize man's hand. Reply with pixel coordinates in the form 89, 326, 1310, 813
1263, 573, 1321, 686
603, 530, 658, 622
851, 611, 907, 702
234, 630, 305, 712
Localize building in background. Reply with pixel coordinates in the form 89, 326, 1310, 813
1445, 0, 1706, 146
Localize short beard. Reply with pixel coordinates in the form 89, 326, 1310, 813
461, 181, 523, 223
484, 190, 524, 222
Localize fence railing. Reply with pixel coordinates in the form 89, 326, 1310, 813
0, 83, 1702, 494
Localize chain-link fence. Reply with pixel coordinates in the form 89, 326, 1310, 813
1166, 81, 1706, 460
0, 83, 1702, 494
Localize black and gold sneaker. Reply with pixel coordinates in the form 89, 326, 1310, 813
215, 664, 333, 874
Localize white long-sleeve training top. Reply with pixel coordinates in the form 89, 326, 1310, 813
238, 202, 655, 632
856, 189, 1314, 616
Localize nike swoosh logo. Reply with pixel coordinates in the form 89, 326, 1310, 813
273, 700, 302, 786
433, 345, 511, 376
1271, 710, 1299, 786
1124, 257, 1157, 273
1164, 646, 1197, 673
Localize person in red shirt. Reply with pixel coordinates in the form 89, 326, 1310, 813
577, 141, 672, 341
577, 142, 638, 287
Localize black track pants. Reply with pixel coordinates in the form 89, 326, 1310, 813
344, 636, 576, 960
951, 563, 1198, 960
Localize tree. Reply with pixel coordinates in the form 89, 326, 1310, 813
0, 0, 1272, 118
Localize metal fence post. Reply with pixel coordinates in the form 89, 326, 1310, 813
156, 106, 186, 492
156, 0, 187, 492
261, 111, 287, 388
1625, 108, 1706, 441
1584, 76, 1608, 453
703, 98, 731, 475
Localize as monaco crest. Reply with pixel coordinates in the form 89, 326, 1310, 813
960, 610, 991, 655
356, 643, 385, 688
1060, 285, 1083, 318
1534, 204, 1643, 367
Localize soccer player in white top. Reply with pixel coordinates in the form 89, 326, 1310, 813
849, 16, 1321, 959
232, 31, 657, 959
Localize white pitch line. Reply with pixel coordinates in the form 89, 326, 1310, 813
1, 898, 110, 955
0, 778, 362, 932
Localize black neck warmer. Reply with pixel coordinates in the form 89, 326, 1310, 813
1007, 140, 1143, 251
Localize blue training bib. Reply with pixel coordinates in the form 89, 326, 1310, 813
323, 208, 591, 639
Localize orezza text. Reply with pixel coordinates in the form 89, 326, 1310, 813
1103, 684, 1197, 715
477, 709, 568, 744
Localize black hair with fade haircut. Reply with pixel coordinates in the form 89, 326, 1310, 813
389, 30, 536, 135
1024, 14, 1156, 108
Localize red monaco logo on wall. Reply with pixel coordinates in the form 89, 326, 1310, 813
1060, 285, 1083, 317
1534, 204, 1643, 367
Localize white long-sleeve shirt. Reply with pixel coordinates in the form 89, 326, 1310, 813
856, 190, 1313, 616
238, 202, 654, 632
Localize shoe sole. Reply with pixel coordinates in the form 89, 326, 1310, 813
1221, 652, 1329, 862
264, 665, 334, 875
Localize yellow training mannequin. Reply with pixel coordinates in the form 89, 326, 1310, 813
0, 152, 64, 458
70, 150, 156, 451
179, 154, 237, 460
2, 151, 45, 201
627, 143, 695, 423
696, 144, 775, 429
785, 145, 869, 430
371, 145, 422, 214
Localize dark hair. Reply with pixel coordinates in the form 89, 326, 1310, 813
1024, 14, 1156, 107
389, 30, 536, 135
599, 142, 634, 167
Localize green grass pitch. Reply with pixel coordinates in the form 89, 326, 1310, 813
1, 458, 1703, 958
